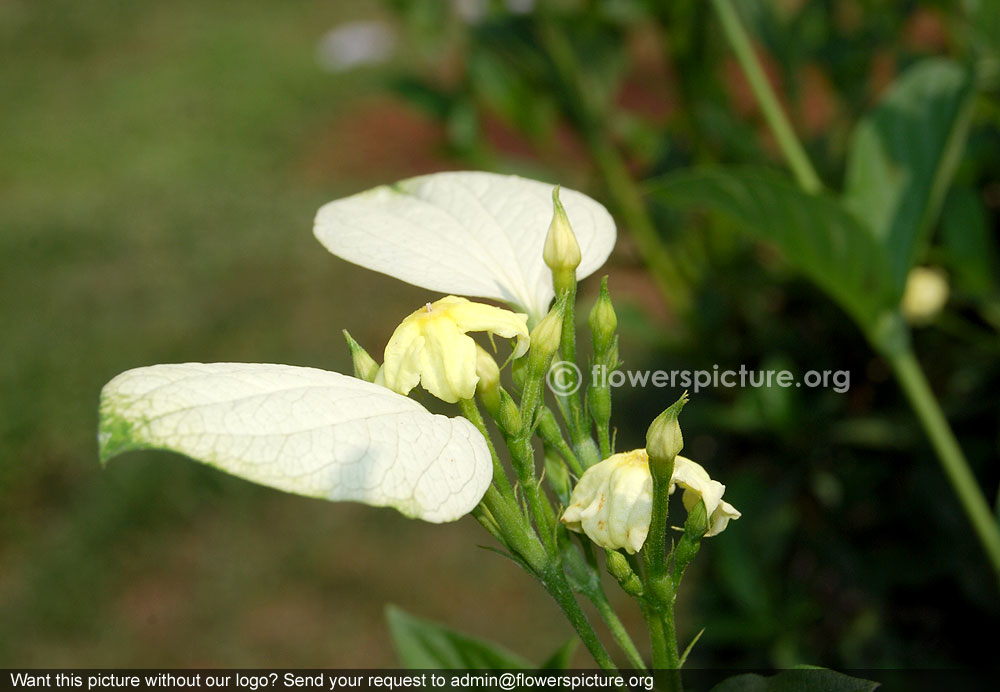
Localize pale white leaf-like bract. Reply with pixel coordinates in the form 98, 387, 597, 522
313, 171, 617, 321
98, 363, 493, 522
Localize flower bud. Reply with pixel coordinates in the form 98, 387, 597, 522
543, 187, 582, 294
671, 500, 707, 579
474, 345, 501, 418
588, 276, 617, 357
498, 389, 522, 436
901, 266, 949, 325
527, 299, 565, 375
605, 549, 644, 597
343, 330, 379, 383
646, 392, 688, 470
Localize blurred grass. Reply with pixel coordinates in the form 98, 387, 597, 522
0, 0, 593, 666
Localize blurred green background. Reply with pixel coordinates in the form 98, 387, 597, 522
2, 0, 999, 672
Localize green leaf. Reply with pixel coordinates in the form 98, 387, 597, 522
940, 185, 998, 297
843, 58, 976, 290
648, 166, 898, 332
385, 605, 533, 669
539, 638, 578, 670
711, 669, 880, 692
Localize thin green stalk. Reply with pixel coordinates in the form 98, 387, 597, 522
538, 406, 585, 477
644, 458, 674, 580
557, 284, 588, 440
889, 349, 1000, 585
471, 504, 504, 544
543, 568, 619, 672
710, 0, 823, 194
459, 398, 517, 506
596, 423, 612, 460
480, 487, 547, 574
589, 588, 648, 670
712, 0, 1000, 588
534, 13, 691, 313
642, 604, 675, 670
510, 437, 559, 558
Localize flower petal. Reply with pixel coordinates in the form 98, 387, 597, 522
418, 323, 479, 404
445, 299, 530, 359
98, 363, 492, 522
707, 500, 742, 537
314, 171, 616, 321
382, 315, 426, 395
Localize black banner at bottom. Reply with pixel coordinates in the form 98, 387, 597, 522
1, 669, 993, 692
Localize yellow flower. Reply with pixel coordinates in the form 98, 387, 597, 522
561, 450, 740, 553
382, 296, 529, 404
901, 266, 949, 325
670, 456, 741, 538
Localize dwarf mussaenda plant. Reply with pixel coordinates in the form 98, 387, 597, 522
97, 170, 739, 673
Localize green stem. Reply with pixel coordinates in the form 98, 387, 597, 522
543, 569, 618, 672
535, 13, 691, 313
642, 605, 671, 670
710, 0, 823, 194
644, 460, 674, 579
589, 589, 648, 670
459, 398, 517, 506
712, 0, 1000, 592
596, 424, 612, 459
889, 348, 1000, 586
480, 487, 548, 573
537, 406, 585, 477
508, 432, 559, 558
471, 504, 504, 543
557, 285, 588, 439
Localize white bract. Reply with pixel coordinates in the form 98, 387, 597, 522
98, 363, 493, 523
313, 171, 617, 322
561, 450, 740, 553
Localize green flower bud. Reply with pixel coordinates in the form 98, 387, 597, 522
343, 330, 379, 383
672, 500, 707, 581
605, 550, 644, 598
511, 358, 527, 396
528, 299, 565, 375
543, 187, 582, 295
474, 345, 501, 419
498, 389, 522, 436
646, 392, 688, 472
588, 276, 617, 357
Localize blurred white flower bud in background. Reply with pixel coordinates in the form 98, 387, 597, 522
316, 21, 395, 73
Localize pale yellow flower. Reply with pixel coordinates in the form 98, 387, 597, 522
901, 266, 949, 325
670, 457, 742, 538
382, 296, 529, 404
561, 450, 740, 553
561, 449, 652, 554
